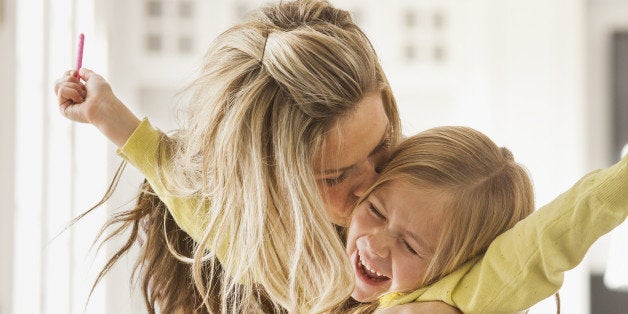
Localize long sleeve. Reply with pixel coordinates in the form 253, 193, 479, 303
379, 154, 628, 313
116, 118, 207, 243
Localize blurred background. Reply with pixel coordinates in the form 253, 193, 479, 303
1, 0, 627, 313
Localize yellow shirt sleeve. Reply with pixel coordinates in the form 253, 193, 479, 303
116, 118, 207, 243
379, 154, 628, 313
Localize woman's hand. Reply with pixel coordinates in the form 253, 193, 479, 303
54, 68, 141, 148
374, 301, 462, 314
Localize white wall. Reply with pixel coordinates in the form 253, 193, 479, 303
0, 0, 15, 312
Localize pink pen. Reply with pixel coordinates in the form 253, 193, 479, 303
75, 33, 84, 78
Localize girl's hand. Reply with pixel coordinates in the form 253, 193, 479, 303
54, 68, 141, 148
55, 70, 86, 121
54, 68, 114, 125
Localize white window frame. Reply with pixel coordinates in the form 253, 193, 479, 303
4, 0, 142, 313
0, 0, 16, 313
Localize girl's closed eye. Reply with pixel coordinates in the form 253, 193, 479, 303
369, 203, 386, 220
404, 240, 420, 256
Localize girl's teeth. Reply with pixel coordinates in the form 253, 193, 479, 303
359, 254, 384, 277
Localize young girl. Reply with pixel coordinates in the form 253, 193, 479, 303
345, 126, 628, 313
54, 0, 627, 312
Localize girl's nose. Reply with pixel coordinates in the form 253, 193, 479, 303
366, 232, 391, 259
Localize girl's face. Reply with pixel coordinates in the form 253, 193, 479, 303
345, 179, 448, 302
314, 92, 391, 226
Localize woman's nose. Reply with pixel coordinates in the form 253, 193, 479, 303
352, 159, 378, 198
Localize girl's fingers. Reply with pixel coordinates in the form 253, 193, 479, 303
65, 82, 86, 98
54, 78, 65, 95
58, 99, 73, 113
58, 100, 77, 120
58, 92, 70, 107
54, 70, 90, 123
54, 73, 82, 95
58, 85, 84, 103
58, 94, 85, 123
56, 82, 79, 100
78, 68, 96, 81
56, 81, 85, 96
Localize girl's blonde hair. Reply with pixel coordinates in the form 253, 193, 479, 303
360, 126, 534, 294
84, 0, 401, 313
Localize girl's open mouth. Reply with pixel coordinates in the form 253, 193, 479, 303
355, 250, 390, 285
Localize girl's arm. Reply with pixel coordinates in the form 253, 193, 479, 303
115, 118, 208, 241
55, 69, 207, 241
55, 68, 140, 148
379, 153, 628, 312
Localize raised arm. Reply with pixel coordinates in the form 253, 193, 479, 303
54, 69, 207, 242
55, 68, 140, 148
379, 153, 628, 312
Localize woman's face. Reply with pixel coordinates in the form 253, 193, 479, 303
345, 179, 447, 302
314, 92, 391, 226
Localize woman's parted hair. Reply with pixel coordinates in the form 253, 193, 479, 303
90, 0, 400, 313
365, 126, 534, 289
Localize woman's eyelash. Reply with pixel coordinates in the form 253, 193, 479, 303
324, 172, 347, 186
372, 136, 391, 155
324, 133, 391, 187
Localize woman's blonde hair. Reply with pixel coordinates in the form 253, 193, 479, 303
82, 0, 401, 313
357, 126, 534, 301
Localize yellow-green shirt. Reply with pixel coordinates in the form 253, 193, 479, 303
117, 119, 208, 240
118, 119, 628, 313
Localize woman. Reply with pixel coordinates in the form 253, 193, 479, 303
55, 1, 411, 312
